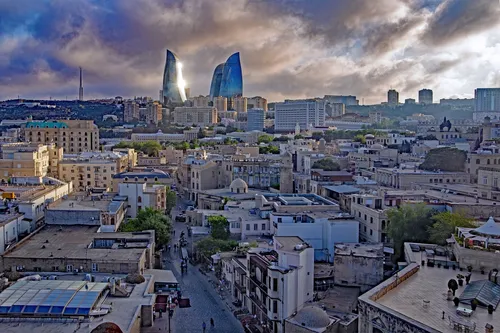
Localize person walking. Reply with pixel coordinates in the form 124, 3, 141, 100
202, 321, 206, 332
210, 318, 214, 327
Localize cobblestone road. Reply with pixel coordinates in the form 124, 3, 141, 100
165, 222, 244, 333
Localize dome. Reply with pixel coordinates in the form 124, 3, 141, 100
365, 134, 375, 139
370, 143, 384, 150
230, 178, 248, 194
293, 306, 330, 328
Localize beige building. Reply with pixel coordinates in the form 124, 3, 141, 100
233, 96, 247, 113
247, 96, 268, 111
350, 194, 389, 243
112, 169, 173, 192
23, 120, 99, 153
376, 167, 470, 189
112, 148, 137, 168
214, 96, 228, 112
467, 149, 500, 183
58, 151, 129, 191
0, 143, 62, 180
145, 101, 162, 125
191, 95, 210, 107
123, 101, 139, 122
173, 107, 217, 127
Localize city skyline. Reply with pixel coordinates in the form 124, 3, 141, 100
0, 0, 500, 103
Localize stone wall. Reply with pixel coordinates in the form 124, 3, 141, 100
453, 240, 500, 272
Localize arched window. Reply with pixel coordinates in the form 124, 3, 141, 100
138, 196, 142, 203
487, 159, 491, 165
110, 217, 115, 225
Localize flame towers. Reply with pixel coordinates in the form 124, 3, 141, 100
161, 49, 187, 104
209, 52, 243, 99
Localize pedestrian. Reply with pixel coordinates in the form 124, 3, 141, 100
210, 318, 214, 327
202, 321, 206, 332
173, 230, 176, 236
168, 245, 171, 252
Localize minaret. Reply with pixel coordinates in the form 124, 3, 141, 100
79, 67, 84, 101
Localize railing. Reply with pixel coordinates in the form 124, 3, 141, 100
249, 293, 267, 313
234, 280, 247, 293
250, 274, 268, 292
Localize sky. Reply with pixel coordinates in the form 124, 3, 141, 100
0, 0, 499, 104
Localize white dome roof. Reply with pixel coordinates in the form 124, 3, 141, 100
365, 134, 375, 139
370, 143, 384, 150
293, 306, 330, 328
230, 178, 248, 194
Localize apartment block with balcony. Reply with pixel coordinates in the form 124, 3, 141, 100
349, 194, 389, 243
23, 120, 99, 153
0, 143, 62, 181
246, 236, 314, 333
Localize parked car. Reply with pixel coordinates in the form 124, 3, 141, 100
175, 214, 186, 222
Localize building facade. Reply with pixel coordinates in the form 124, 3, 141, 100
247, 96, 268, 111
0, 143, 61, 180
418, 89, 433, 105
23, 120, 99, 153
145, 101, 162, 125
173, 107, 217, 127
275, 100, 326, 132
475, 88, 500, 112
247, 108, 265, 131
233, 96, 248, 113
214, 96, 228, 112
161, 49, 187, 104
387, 89, 399, 106
123, 101, 139, 122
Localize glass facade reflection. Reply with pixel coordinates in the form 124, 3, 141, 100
162, 49, 187, 104
209, 63, 225, 99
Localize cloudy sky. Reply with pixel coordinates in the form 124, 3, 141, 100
1, 0, 499, 103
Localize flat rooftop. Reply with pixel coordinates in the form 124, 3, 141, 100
3, 225, 148, 262
334, 243, 384, 257
274, 236, 309, 252
374, 251, 500, 332
47, 197, 111, 211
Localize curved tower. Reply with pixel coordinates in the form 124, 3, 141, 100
162, 49, 187, 104
219, 52, 243, 98
209, 63, 225, 99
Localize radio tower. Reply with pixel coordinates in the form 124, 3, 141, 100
78, 67, 84, 101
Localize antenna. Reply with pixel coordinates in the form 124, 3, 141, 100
79, 67, 84, 101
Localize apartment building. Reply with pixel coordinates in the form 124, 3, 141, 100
112, 169, 173, 192
375, 167, 470, 189
23, 120, 99, 153
118, 182, 166, 218
58, 151, 129, 191
214, 96, 228, 112
123, 101, 140, 122
0, 143, 62, 180
246, 236, 314, 333
144, 101, 162, 125
467, 146, 500, 183
191, 95, 210, 107
247, 96, 268, 111
173, 107, 217, 127
275, 100, 326, 132
233, 96, 248, 113
350, 193, 389, 243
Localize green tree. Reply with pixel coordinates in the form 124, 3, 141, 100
174, 142, 190, 151
119, 208, 172, 247
208, 215, 230, 240
294, 134, 304, 139
419, 147, 466, 172
312, 158, 340, 171
387, 204, 434, 258
353, 134, 366, 144
142, 141, 162, 156
428, 211, 475, 245
195, 237, 238, 256
165, 188, 177, 214
257, 134, 273, 144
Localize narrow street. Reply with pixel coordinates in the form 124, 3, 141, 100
165, 199, 244, 333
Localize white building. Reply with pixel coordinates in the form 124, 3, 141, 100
173, 107, 217, 127
271, 212, 359, 262
118, 183, 166, 218
275, 100, 326, 132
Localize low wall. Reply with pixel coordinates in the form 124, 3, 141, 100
453, 241, 500, 272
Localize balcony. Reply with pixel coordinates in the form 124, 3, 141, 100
250, 273, 268, 292
234, 280, 246, 293
249, 293, 267, 313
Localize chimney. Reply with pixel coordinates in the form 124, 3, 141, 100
486, 324, 494, 333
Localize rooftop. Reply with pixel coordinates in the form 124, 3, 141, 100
323, 184, 361, 194
113, 169, 171, 179
3, 225, 151, 262
334, 243, 384, 257
378, 167, 468, 175
274, 236, 309, 252
368, 249, 500, 333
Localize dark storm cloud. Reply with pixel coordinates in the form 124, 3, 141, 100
0, 0, 498, 102
421, 0, 500, 46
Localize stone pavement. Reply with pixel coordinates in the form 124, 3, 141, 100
164, 222, 244, 333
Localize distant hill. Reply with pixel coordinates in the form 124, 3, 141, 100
419, 147, 467, 172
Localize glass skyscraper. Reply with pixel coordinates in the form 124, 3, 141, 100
162, 49, 187, 104
209, 52, 243, 99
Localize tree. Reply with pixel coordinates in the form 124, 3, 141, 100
142, 141, 162, 156
165, 188, 177, 214
257, 134, 273, 144
173, 142, 190, 151
428, 211, 475, 245
353, 134, 366, 144
119, 208, 172, 247
195, 237, 238, 256
312, 158, 340, 171
294, 134, 304, 139
259, 146, 280, 154
419, 147, 466, 172
208, 215, 230, 240
387, 204, 434, 258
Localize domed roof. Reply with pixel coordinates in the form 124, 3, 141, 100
365, 134, 375, 139
370, 143, 384, 150
293, 306, 330, 328
230, 178, 248, 194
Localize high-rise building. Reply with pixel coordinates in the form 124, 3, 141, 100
233, 96, 247, 113
173, 107, 218, 127
247, 96, 267, 111
247, 108, 265, 131
123, 101, 139, 122
23, 120, 99, 153
78, 67, 84, 101
184, 87, 191, 99
418, 89, 433, 104
161, 49, 187, 104
330, 103, 345, 117
209, 64, 225, 99
387, 89, 399, 106
323, 95, 358, 106
145, 101, 162, 125
191, 95, 210, 107
209, 52, 243, 99
275, 100, 326, 132
214, 96, 228, 112
475, 88, 500, 111
404, 98, 416, 105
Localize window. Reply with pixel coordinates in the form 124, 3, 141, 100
262, 223, 266, 230
273, 278, 278, 291
254, 224, 258, 231
277, 218, 282, 223
370, 229, 373, 236
92, 263, 99, 272
364, 214, 367, 221
476, 159, 480, 164
273, 300, 278, 313
364, 226, 367, 232
358, 212, 361, 218
483, 177, 488, 185
370, 217, 373, 223
246, 224, 250, 231
138, 196, 142, 203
